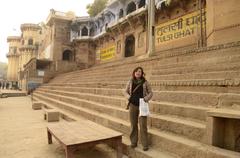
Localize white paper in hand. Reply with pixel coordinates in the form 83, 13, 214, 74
139, 98, 150, 116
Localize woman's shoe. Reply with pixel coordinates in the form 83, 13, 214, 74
131, 144, 137, 148
143, 147, 149, 151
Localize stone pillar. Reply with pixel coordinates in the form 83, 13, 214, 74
135, 1, 139, 9
79, 26, 82, 37
147, 0, 155, 56
206, 0, 240, 46
88, 27, 90, 36
7, 57, 11, 81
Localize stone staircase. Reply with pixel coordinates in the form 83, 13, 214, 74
33, 42, 240, 158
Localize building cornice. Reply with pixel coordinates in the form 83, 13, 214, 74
20, 23, 41, 32
7, 36, 21, 43
6, 53, 19, 58
19, 45, 36, 51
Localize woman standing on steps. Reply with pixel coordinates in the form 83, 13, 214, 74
124, 67, 153, 151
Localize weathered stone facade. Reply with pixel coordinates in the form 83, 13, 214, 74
6, 36, 21, 84
7, 0, 240, 92
4, 0, 240, 157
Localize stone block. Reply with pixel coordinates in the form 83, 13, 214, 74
32, 102, 42, 110
46, 109, 60, 122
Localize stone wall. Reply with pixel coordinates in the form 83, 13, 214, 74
206, 0, 240, 46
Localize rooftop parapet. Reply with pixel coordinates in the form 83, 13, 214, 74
20, 23, 41, 32
7, 36, 21, 43
46, 9, 76, 25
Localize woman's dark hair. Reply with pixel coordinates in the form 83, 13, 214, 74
132, 67, 146, 81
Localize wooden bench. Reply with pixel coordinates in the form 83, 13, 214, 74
47, 120, 123, 158
206, 108, 240, 152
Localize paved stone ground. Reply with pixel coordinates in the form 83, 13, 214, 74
0, 89, 25, 93
0, 96, 127, 158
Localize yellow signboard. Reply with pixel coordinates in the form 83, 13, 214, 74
100, 45, 116, 61
155, 10, 206, 45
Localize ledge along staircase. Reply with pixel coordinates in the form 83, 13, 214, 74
33, 42, 240, 158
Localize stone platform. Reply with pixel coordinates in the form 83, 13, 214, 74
0, 90, 27, 97
0, 96, 127, 158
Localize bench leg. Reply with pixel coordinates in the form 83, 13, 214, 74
66, 147, 74, 158
47, 130, 52, 144
116, 137, 123, 158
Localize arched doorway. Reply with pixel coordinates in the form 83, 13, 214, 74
62, 50, 73, 61
81, 26, 88, 36
119, 9, 124, 19
125, 35, 135, 57
138, 0, 146, 8
126, 2, 137, 15
28, 39, 33, 45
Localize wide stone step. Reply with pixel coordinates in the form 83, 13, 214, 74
150, 78, 240, 88
33, 97, 177, 158
49, 44, 240, 84
39, 86, 124, 96
71, 45, 240, 78
36, 90, 206, 142
151, 71, 240, 81
40, 83, 218, 107
50, 73, 130, 82
48, 76, 240, 91
69, 70, 132, 78
152, 91, 219, 107
51, 64, 138, 82
69, 77, 129, 84
33, 93, 240, 158
152, 53, 240, 71
150, 101, 210, 121
37, 88, 210, 121
47, 82, 126, 88
68, 71, 131, 79
152, 62, 240, 76
42, 82, 232, 94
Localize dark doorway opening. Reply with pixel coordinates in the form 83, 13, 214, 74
138, 0, 146, 8
125, 35, 135, 57
127, 2, 137, 15
81, 27, 88, 36
119, 9, 124, 19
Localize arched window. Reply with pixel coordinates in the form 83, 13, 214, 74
105, 23, 108, 29
127, 2, 137, 15
119, 9, 124, 19
90, 27, 95, 36
28, 39, 33, 45
81, 26, 88, 36
13, 47, 17, 54
138, 0, 146, 8
62, 50, 73, 61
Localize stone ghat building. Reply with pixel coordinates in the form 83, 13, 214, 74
7, 0, 240, 91
7, 0, 240, 157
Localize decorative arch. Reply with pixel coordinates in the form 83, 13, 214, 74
126, 2, 137, 15
119, 9, 124, 19
81, 26, 88, 36
138, 0, 146, 8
